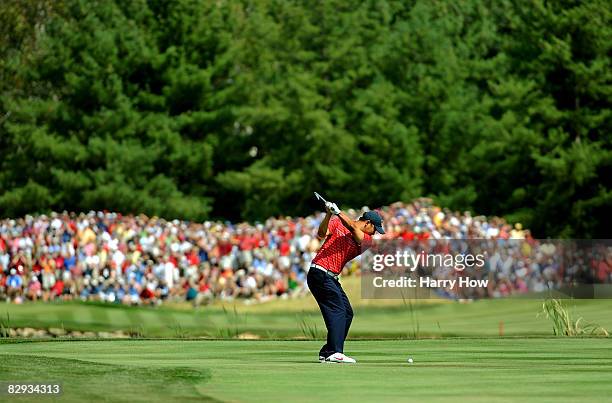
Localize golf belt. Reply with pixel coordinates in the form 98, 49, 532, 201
311, 264, 340, 280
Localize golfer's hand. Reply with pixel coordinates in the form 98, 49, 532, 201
326, 202, 340, 215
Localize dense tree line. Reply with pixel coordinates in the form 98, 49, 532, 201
0, 0, 610, 237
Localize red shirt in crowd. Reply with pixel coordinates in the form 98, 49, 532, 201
51, 280, 64, 296
140, 287, 154, 300
218, 240, 232, 256
187, 251, 200, 266
279, 241, 290, 256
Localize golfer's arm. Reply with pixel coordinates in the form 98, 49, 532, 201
317, 212, 332, 239
337, 211, 365, 244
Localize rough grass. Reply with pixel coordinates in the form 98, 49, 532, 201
540, 298, 609, 336
2, 298, 612, 338
2, 278, 612, 338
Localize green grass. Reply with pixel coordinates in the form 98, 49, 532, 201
2, 292, 611, 401
3, 276, 611, 338
1, 339, 612, 402
2, 298, 612, 338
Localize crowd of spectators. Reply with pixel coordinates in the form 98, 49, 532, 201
379, 201, 611, 299
1, 199, 610, 305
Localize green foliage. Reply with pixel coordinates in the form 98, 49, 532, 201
0, 0, 609, 236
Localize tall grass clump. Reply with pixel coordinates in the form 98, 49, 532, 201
297, 312, 323, 340
215, 305, 246, 339
168, 322, 190, 339
127, 324, 147, 338
400, 288, 420, 339
540, 298, 608, 336
0, 312, 11, 338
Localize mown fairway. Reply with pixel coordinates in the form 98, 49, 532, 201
1, 338, 611, 402
2, 282, 611, 401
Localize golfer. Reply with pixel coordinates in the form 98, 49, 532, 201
308, 201, 385, 363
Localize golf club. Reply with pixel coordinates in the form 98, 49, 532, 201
314, 191, 327, 204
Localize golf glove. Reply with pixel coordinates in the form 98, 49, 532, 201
326, 202, 340, 215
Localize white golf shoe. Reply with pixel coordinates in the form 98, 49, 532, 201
324, 352, 356, 364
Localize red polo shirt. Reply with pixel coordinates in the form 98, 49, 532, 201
311, 217, 371, 274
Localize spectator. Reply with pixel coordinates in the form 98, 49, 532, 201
6, 268, 23, 302
0, 203, 609, 305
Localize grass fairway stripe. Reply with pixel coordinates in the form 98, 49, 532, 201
1, 339, 611, 402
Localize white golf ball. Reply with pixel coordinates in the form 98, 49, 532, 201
407, 357, 414, 364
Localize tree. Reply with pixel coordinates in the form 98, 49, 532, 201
0, 0, 609, 236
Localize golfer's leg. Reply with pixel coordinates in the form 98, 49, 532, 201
314, 293, 332, 357
313, 298, 332, 356
339, 284, 353, 341
313, 298, 341, 355
307, 270, 334, 357
318, 279, 347, 353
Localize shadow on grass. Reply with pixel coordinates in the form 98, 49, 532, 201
0, 354, 223, 402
